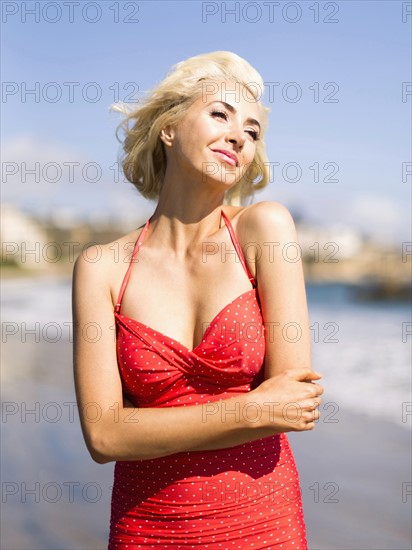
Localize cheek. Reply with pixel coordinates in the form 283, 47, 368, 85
173, 126, 195, 156
243, 143, 257, 165
172, 128, 204, 169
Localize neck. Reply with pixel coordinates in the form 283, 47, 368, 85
147, 192, 228, 257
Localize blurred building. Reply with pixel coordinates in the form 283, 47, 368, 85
1, 203, 410, 300
1, 203, 50, 271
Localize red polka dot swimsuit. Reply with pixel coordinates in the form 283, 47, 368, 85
109, 209, 308, 549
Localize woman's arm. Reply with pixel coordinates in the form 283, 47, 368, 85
242, 201, 313, 378
228, 201, 323, 433
72, 225, 322, 465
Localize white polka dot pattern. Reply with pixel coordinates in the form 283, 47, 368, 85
109, 433, 307, 549
108, 211, 308, 549
114, 290, 265, 408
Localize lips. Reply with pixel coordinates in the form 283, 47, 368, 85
211, 149, 239, 167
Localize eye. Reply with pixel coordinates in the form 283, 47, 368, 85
245, 129, 260, 141
210, 110, 228, 120
210, 110, 260, 141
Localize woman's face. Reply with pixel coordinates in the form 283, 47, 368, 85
161, 80, 262, 191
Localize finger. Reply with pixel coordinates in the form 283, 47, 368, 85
308, 383, 324, 397
301, 383, 323, 400
292, 368, 322, 382
306, 407, 320, 422
300, 405, 320, 424
300, 400, 317, 411
315, 384, 324, 396
305, 420, 316, 430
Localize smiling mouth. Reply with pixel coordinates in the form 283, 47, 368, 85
212, 150, 238, 167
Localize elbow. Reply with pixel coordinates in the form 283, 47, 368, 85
87, 433, 114, 465
90, 449, 112, 465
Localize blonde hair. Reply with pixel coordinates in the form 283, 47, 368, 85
110, 51, 271, 205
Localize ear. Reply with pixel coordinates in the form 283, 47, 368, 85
159, 125, 175, 147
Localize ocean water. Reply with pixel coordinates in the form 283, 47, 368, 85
306, 283, 411, 430
2, 276, 411, 429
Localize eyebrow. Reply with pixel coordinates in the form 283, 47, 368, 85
208, 100, 261, 132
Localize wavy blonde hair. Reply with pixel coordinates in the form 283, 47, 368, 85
110, 51, 271, 205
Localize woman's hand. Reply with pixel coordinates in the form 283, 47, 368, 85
246, 368, 323, 433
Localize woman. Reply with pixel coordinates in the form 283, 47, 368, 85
72, 51, 323, 549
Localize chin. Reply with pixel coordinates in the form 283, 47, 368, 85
216, 166, 241, 183
212, 179, 241, 197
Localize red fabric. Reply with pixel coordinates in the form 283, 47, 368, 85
109, 210, 307, 549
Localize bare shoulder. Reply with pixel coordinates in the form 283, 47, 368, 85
233, 201, 297, 245
72, 225, 145, 306
73, 226, 142, 278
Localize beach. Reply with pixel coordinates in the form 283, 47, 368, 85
290, 412, 411, 549
1, 276, 411, 549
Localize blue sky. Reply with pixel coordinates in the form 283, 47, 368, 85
1, 0, 411, 243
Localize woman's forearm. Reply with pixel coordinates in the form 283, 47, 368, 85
89, 368, 322, 463
92, 393, 278, 463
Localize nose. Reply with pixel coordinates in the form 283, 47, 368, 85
226, 123, 246, 149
